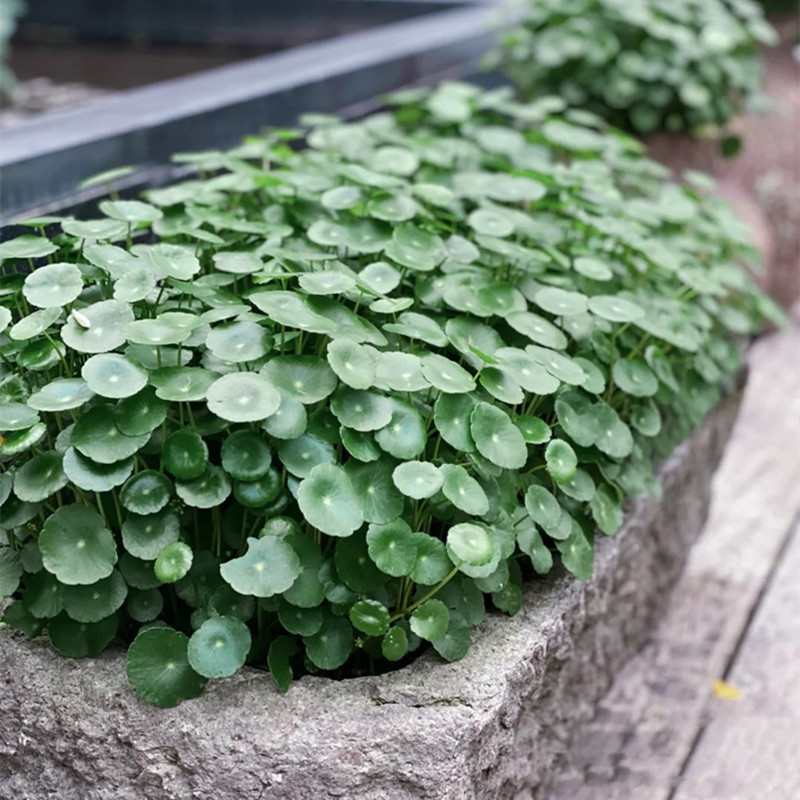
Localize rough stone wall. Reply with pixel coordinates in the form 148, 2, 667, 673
0, 391, 743, 800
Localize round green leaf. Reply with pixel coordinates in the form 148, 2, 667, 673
209, 584, 255, 620
150, 367, 218, 403
127, 587, 164, 622
2, 600, 46, 638
71, 404, 149, 464
588, 295, 645, 323
206, 321, 269, 363
330, 388, 392, 432
114, 386, 170, 435
574, 257, 613, 281
39, 504, 117, 585
470, 403, 527, 469
122, 509, 181, 560
13, 452, 67, 502
278, 602, 323, 637
142, 243, 199, 280
527, 345, 586, 386
303, 613, 353, 671
515, 415, 551, 444
298, 270, 357, 296
592, 404, 634, 459
409, 599, 449, 641
81, 353, 148, 399
0, 548, 23, 599
187, 615, 251, 678
297, 463, 363, 538
49, 613, 118, 659
447, 523, 494, 567
263, 356, 338, 405
420, 353, 475, 394
410, 533, 453, 585
220, 536, 301, 598
345, 458, 405, 525
163, 429, 209, 480
154, 542, 193, 583
534, 287, 588, 316
557, 526, 594, 581
392, 461, 443, 500
63, 569, 127, 622
321, 185, 363, 210
22, 569, 63, 618
100, 199, 162, 223
206, 372, 281, 423
0, 403, 40, 431
590, 484, 624, 536
23, 263, 83, 308
506, 311, 568, 350
120, 470, 173, 514
432, 611, 471, 662
126, 627, 207, 707
440, 464, 489, 516
114, 267, 157, 303
334, 533, 384, 593
175, 465, 231, 509
433, 394, 476, 453
366, 519, 418, 577
524, 485, 562, 531
382, 626, 409, 661
27, 378, 95, 412
221, 430, 271, 480
349, 599, 390, 637
612, 358, 659, 397
262, 393, 307, 440
0, 235, 58, 261
61, 300, 134, 354
233, 468, 282, 508
545, 439, 578, 483
468, 208, 514, 237
276, 434, 335, 478
326, 339, 376, 390
374, 352, 429, 392
375, 399, 426, 460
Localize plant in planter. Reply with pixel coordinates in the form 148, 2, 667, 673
0, 82, 781, 708
487, 0, 777, 154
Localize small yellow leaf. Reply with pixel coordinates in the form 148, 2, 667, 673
712, 679, 742, 701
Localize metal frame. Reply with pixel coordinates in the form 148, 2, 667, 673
1, 1, 512, 224
16, 1, 476, 46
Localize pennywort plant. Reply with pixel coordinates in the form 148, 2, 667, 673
488, 0, 776, 149
0, 82, 780, 706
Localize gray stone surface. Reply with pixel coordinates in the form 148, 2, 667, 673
546, 323, 800, 800
673, 522, 800, 800
0, 393, 743, 800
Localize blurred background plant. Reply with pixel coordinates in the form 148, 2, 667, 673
487, 0, 778, 152
0, 0, 24, 100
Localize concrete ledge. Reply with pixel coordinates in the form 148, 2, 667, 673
0, 390, 743, 800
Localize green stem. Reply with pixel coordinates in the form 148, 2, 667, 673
391, 562, 462, 621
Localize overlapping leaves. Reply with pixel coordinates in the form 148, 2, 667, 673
489, 0, 776, 143
0, 81, 777, 706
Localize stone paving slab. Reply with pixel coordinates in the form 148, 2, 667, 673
673, 522, 800, 800
546, 322, 800, 800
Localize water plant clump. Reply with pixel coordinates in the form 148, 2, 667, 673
488, 0, 776, 149
0, 82, 781, 706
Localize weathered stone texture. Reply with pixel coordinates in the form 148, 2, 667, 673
0, 391, 743, 800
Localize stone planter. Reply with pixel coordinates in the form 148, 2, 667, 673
0, 386, 744, 800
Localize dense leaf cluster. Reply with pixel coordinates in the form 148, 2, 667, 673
0, 82, 779, 706
488, 0, 776, 139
